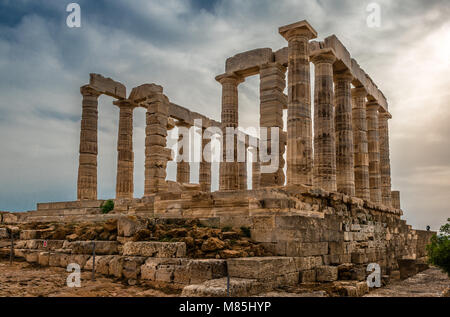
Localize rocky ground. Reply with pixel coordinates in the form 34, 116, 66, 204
0, 260, 174, 297
0, 259, 448, 297
364, 267, 450, 297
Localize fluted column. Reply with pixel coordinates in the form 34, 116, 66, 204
216, 73, 243, 191
114, 100, 135, 199
176, 122, 191, 184
259, 62, 286, 186
391, 190, 400, 209
334, 70, 355, 196
311, 49, 337, 192
77, 85, 101, 200
199, 127, 211, 192
279, 21, 317, 186
351, 87, 370, 200
144, 89, 171, 195
366, 101, 382, 203
238, 142, 248, 190
251, 146, 260, 190
379, 112, 392, 206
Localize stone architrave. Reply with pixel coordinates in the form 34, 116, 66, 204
77, 85, 101, 201
311, 48, 337, 192
114, 100, 136, 199
279, 20, 317, 186
351, 87, 370, 200
366, 101, 382, 203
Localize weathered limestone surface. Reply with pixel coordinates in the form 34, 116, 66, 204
176, 123, 190, 184
311, 49, 337, 192
352, 87, 370, 200
199, 127, 212, 192
391, 190, 401, 209
259, 62, 286, 187
77, 85, 101, 200
144, 86, 171, 195
115, 100, 135, 199
251, 146, 260, 190
334, 70, 355, 196
379, 112, 392, 206
226, 48, 273, 77
366, 102, 382, 203
279, 20, 317, 186
216, 74, 243, 191
89, 73, 126, 99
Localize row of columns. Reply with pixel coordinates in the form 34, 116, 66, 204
77, 85, 240, 200
277, 21, 392, 206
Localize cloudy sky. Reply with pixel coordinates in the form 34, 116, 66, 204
0, 0, 448, 230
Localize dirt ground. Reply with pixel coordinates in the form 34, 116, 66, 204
0, 259, 448, 297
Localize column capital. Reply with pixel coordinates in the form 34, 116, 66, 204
310, 48, 337, 65
333, 69, 353, 82
378, 111, 392, 120
351, 87, 368, 98
260, 62, 287, 73
215, 73, 244, 85
279, 20, 318, 41
113, 99, 137, 109
80, 85, 102, 97
175, 120, 192, 128
366, 100, 381, 111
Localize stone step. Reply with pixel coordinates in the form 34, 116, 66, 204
181, 277, 267, 297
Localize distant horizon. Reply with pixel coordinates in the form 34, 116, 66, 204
0, 0, 449, 231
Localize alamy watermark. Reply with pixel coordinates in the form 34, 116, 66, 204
66, 3, 81, 28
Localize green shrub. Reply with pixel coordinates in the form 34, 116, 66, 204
221, 226, 232, 232
101, 200, 115, 214
240, 226, 251, 238
426, 218, 450, 276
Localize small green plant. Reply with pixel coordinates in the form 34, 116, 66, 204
426, 218, 450, 276
221, 226, 232, 232
101, 200, 114, 214
240, 226, 251, 238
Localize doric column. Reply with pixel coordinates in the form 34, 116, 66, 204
77, 85, 101, 201
366, 101, 382, 203
176, 122, 191, 184
114, 100, 136, 199
251, 146, 260, 190
379, 112, 392, 206
279, 21, 317, 186
238, 141, 248, 190
216, 73, 243, 191
391, 190, 400, 209
199, 126, 211, 192
334, 70, 355, 196
311, 49, 337, 192
351, 87, 370, 200
259, 62, 286, 186
144, 89, 171, 195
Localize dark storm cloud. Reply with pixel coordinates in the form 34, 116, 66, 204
0, 0, 448, 230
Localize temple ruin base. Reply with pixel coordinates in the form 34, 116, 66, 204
0, 186, 434, 296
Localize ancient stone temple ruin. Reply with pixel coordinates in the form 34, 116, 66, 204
0, 20, 433, 296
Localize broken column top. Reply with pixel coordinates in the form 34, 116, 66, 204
279, 20, 318, 40
128, 83, 163, 103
